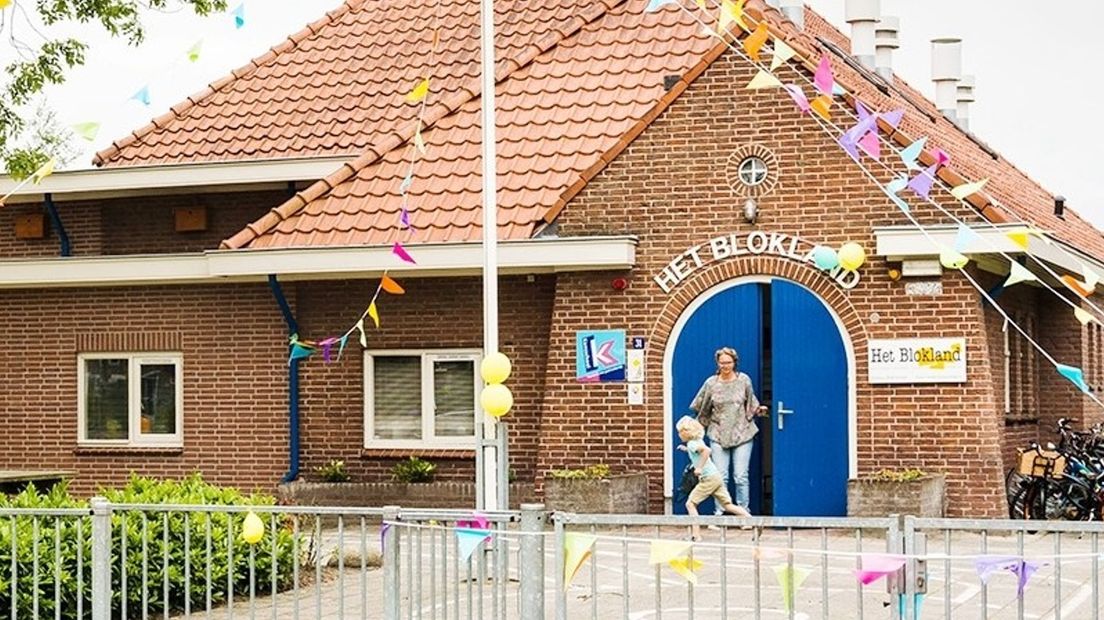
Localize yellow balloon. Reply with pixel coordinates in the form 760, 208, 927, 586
241, 511, 264, 545
480, 352, 512, 385
480, 383, 513, 418
837, 242, 866, 272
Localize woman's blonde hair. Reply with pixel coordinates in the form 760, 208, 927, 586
676, 416, 704, 439
714, 347, 739, 373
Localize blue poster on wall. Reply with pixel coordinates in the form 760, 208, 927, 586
576, 329, 626, 382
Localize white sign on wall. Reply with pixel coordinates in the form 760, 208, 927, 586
868, 338, 967, 384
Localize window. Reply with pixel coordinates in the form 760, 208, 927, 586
364, 350, 480, 448
737, 156, 768, 187
78, 353, 183, 446
1003, 314, 1038, 422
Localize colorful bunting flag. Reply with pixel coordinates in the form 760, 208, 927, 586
31, 158, 56, 184
950, 179, 988, 200
367, 301, 380, 328
0, 0, 11, 8
406, 79, 430, 103
318, 337, 338, 363
932, 147, 950, 167
954, 222, 981, 252
354, 319, 367, 347
381, 275, 405, 294
457, 513, 490, 530
881, 108, 905, 129
855, 100, 872, 121
772, 564, 810, 612
746, 69, 783, 90
337, 334, 349, 360
743, 22, 770, 61
899, 137, 927, 171
186, 40, 203, 63
414, 127, 427, 155
907, 164, 937, 199
71, 122, 101, 142
400, 172, 413, 195
813, 54, 834, 96
1004, 261, 1037, 287
974, 556, 1043, 599
1074, 307, 1096, 326
770, 39, 796, 71
131, 86, 151, 106
667, 556, 704, 584
289, 342, 314, 364
456, 528, 491, 561
1061, 275, 1093, 298
886, 176, 908, 195
392, 242, 417, 264
399, 208, 411, 229
232, 3, 245, 28
858, 132, 880, 159
648, 539, 692, 565
718, 0, 748, 33
782, 84, 810, 113
810, 95, 832, 121
1057, 363, 1089, 393
839, 113, 879, 161
939, 248, 969, 270
645, 0, 678, 12
1083, 265, 1101, 291
1005, 227, 1035, 250
563, 533, 597, 588
854, 553, 906, 585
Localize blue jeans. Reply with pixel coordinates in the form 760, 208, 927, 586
710, 440, 753, 514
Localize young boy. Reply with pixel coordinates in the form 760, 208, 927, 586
676, 416, 751, 540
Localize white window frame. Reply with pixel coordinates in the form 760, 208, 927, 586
77, 352, 184, 447
364, 349, 481, 449
737, 156, 768, 187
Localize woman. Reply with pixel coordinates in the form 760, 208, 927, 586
689, 347, 767, 515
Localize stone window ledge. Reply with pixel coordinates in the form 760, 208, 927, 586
74, 446, 184, 457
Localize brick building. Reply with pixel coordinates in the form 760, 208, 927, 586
2, 0, 1101, 517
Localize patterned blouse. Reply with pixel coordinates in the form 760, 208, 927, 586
689, 373, 761, 449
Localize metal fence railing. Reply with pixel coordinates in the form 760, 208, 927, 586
4, 500, 1104, 619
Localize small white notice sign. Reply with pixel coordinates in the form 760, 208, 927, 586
627, 349, 645, 382
868, 338, 967, 384
628, 383, 644, 405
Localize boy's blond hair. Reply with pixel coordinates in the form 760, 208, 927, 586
676, 416, 704, 439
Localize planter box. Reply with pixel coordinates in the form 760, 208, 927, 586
543, 473, 649, 513
847, 474, 946, 518
278, 480, 536, 509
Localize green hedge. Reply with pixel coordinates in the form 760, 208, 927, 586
0, 473, 309, 618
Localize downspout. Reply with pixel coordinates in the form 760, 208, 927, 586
268, 273, 301, 483
43, 194, 71, 257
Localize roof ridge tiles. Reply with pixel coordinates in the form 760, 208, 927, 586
222, 0, 632, 250
92, 1, 360, 167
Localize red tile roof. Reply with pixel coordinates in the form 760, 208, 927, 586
96, 0, 1104, 261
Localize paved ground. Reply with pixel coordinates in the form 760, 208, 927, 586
170, 523, 1104, 620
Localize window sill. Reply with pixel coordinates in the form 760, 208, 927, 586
360, 448, 476, 459
74, 446, 184, 456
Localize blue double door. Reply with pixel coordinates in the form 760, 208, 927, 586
671, 279, 849, 516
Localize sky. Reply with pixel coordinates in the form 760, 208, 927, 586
11, 0, 1104, 228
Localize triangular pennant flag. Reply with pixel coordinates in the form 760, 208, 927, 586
645, 0, 678, 12
782, 84, 810, 113
288, 342, 314, 364
667, 556, 704, 584
883, 176, 910, 213
1056, 363, 1089, 393
975, 555, 1019, 585
337, 334, 349, 360
1083, 265, 1100, 291
932, 147, 951, 167
456, 513, 490, 530
318, 337, 337, 363
31, 158, 56, 184
772, 564, 810, 612
392, 242, 417, 264
456, 528, 491, 561
718, 0, 748, 33
899, 137, 927, 171
648, 539, 692, 565
399, 208, 411, 229
854, 553, 906, 585
886, 176, 908, 195
855, 100, 872, 122
1010, 560, 1043, 598
381, 275, 405, 294
1006, 228, 1031, 250
0, 0, 12, 8
951, 179, 988, 200
131, 85, 150, 106
810, 95, 832, 121
367, 302, 380, 328
954, 222, 981, 252
1004, 261, 1037, 287
354, 319, 367, 347
563, 533, 597, 588
939, 248, 968, 270
186, 40, 202, 63
814, 54, 834, 96
881, 109, 905, 129
743, 22, 770, 61
907, 164, 936, 199
399, 172, 413, 195
232, 3, 245, 28
1061, 275, 1093, 298
858, 131, 880, 159
1074, 307, 1096, 326
71, 122, 100, 142
406, 78, 430, 103
770, 38, 796, 71
413, 127, 427, 155
746, 69, 783, 90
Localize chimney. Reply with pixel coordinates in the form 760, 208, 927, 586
779, 0, 804, 30
844, 0, 880, 70
930, 38, 962, 120
955, 74, 975, 130
874, 16, 899, 82
1054, 195, 1066, 218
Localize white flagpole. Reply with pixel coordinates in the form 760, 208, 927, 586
478, 0, 501, 511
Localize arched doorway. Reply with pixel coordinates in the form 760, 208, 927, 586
665, 277, 853, 516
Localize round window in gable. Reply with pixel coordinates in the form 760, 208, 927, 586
737, 156, 769, 187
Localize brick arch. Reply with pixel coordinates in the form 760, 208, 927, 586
647, 255, 868, 359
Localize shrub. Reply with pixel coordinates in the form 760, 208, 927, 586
547, 464, 611, 480
870, 468, 927, 482
0, 473, 310, 619
315, 459, 351, 482
391, 457, 437, 483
